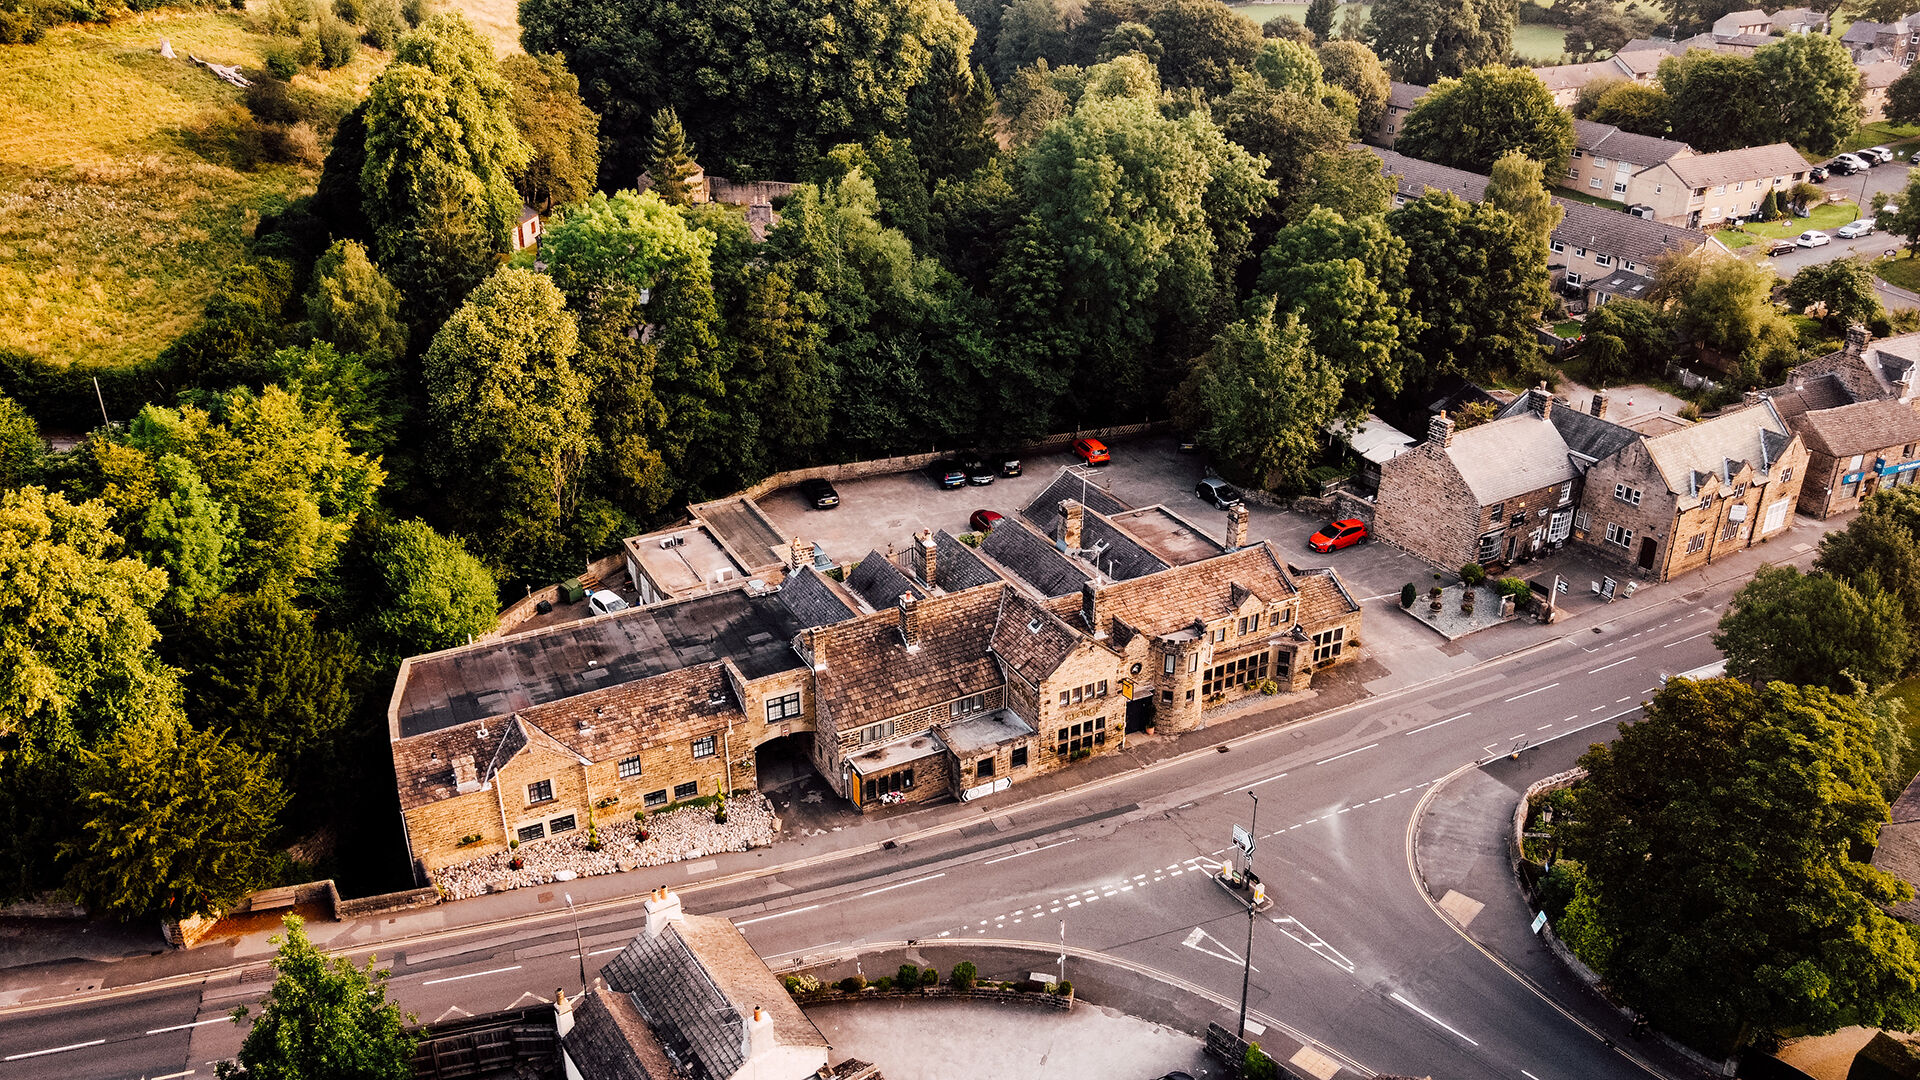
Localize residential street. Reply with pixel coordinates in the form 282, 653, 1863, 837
1763, 160, 1910, 284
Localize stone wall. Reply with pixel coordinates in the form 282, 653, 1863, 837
1374, 439, 1483, 569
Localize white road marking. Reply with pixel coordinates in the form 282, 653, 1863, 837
861, 872, 946, 897
1663, 630, 1714, 647
1246, 771, 1290, 789
421, 965, 523, 986
1316, 742, 1379, 765
735, 906, 820, 927
1587, 655, 1639, 674
1616, 696, 1632, 703
147, 1018, 230, 1035
5, 1039, 107, 1060
1522, 1071, 1543, 1080
153, 1072, 197, 1080
1272, 915, 1356, 972
1389, 992, 1479, 1045
1560, 715, 1577, 723
984, 838, 1078, 864
1406, 712, 1470, 735
1504, 682, 1559, 702
570, 945, 627, 958
1536, 724, 1554, 731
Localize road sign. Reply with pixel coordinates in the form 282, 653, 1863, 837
1531, 911, 1549, 934
1232, 824, 1255, 857
1555, 579, 1568, 594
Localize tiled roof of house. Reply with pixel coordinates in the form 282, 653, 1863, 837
1291, 567, 1362, 625
1875, 774, 1920, 921
1611, 48, 1671, 77
1793, 398, 1920, 457
1659, 143, 1810, 188
1763, 372, 1855, 424
845, 550, 925, 612
517, 663, 741, 764
1081, 512, 1171, 581
562, 986, 674, 1080
1387, 80, 1427, 109
1441, 412, 1581, 504
930, 529, 1004, 593
1020, 467, 1132, 530
1532, 59, 1631, 92
982, 517, 1095, 599
1771, 7, 1826, 30
1844, 19, 1900, 44
990, 587, 1084, 688
778, 565, 855, 627
1862, 59, 1906, 90
1640, 400, 1795, 494
671, 914, 825, 1050
1494, 396, 1640, 464
1090, 542, 1300, 639
599, 924, 745, 1080
1572, 119, 1692, 166
811, 586, 1005, 728
1620, 37, 1686, 55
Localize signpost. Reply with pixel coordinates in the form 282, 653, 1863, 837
1237, 794, 1258, 1039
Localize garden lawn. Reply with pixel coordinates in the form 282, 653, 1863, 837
0, 11, 378, 369
443, 0, 521, 55
1552, 320, 1583, 338
1879, 676, 1920, 795
1230, 1, 1603, 60
1876, 255, 1920, 293
1724, 201, 1862, 243
1843, 121, 1920, 158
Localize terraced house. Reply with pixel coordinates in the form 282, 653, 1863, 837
387, 472, 1361, 874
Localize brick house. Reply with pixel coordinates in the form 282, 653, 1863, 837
1862, 60, 1906, 122
1531, 50, 1671, 108
1625, 143, 1812, 228
1844, 14, 1920, 65
1368, 81, 1428, 147
389, 477, 1361, 871
1759, 327, 1920, 516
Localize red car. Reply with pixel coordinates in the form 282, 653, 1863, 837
1072, 438, 1111, 465
970, 509, 1003, 533
1308, 519, 1368, 553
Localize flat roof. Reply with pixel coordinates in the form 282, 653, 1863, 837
691, 497, 787, 572
939, 710, 1036, 757
847, 732, 946, 776
626, 525, 748, 596
393, 589, 807, 737
1110, 506, 1227, 566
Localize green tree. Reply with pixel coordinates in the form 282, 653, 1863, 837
65, 713, 287, 921
1753, 32, 1860, 155
645, 106, 700, 206
305, 240, 408, 362
993, 0, 1070, 79
422, 268, 591, 576
1397, 65, 1573, 175
1174, 300, 1342, 492
1562, 677, 1920, 1045
1579, 297, 1670, 383
361, 0, 405, 48
1286, 146, 1395, 221
540, 189, 718, 306
1884, 173, 1920, 257
361, 14, 531, 329
1560, 0, 1654, 59
1586, 81, 1669, 136
264, 342, 403, 460
1305, 0, 1338, 40
131, 454, 240, 621
330, 517, 498, 665
501, 51, 601, 212
1757, 188, 1780, 222
0, 392, 43, 489
1317, 40, 1390, 134
0, 487, 173, 760
1262, 14, 1315, 44
1817, 506, 1920, 669
1784, 258, 1886, 334
1887, 62, 1920, 126
1258, 207, 1414, 410
1484, 150, 1564, 252
1097, 21, 1161, 62
1147, 0, 1265, 97
1659, 251, 1799, 379
218, 915, 418, 1080
1388, 190, 1549, 387
1213, 67, 1352, 212
520, 0, 978, 179
1714, 565, 1909, 692
1366, 0, 1514, 84
1658, 50, 1765, 153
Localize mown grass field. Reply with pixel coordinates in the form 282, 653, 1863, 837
0, 9, 382, 368
1714, 201, 1861, 249
1230, 1, 1578, 62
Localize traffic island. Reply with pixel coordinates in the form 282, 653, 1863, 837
1212, 867, 1274, 913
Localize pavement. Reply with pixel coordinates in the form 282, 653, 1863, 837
807, 997, 1216, 1080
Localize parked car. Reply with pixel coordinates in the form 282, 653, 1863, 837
1195, 477, 1244, 509
969, 509, 1003, 533
1796, 230, 1832, 248
587, 589, 629, 616
1177, 432, 1200, 453
1867, 146, 1897, 163
798, 477, 839, 509
993, 451, 1023, 477
927, 459, 967, 489
1828, 156, 1862, 175
1072, 437, 1111, 465
1766, 238, 1797, 257
1838, 218, 1876, 238
960, 454, 996, 485
1307, 519, 1368, 553
1809, 165, 1830, 182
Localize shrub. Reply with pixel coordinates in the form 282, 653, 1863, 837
783, 972, 822, 995
1460, 563, 1486, 587
296, 28, 323, 67
400, 0, 426, 24
0, 8, 45, 43
949, 961, 977, 990
456, 833, 483, 847
896, 963, 920, 986
919, 966, 939, 987
1257, 678, 1279, 695
332, 0, 360, 21
837, 975, 866, 993
714, 806, 728, 824
280, 122, 323, 167
361, 0, 403, 47
873, 976, 893, 991
315, 14, 357, 68
1054, 979, 1072, 996
1401, 582, 1416, 608
1496, 576, 1531, 600
263, 40, 304, 79
1245, 1042, 1280, 1080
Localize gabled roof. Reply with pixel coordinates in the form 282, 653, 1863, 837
1640, 400, 1794, 494
778, 565, 855, 627
1794, 398, 1920, 457
1438, 412, 1580, 504
1844, 19, 1900, 44
1089, 542, 1303, 639
1862, 59, 1906, 90
1080, 513, 1171, 581
810, 586, 1005, 726
1655, 143, 1809, 188
990, 588, 1083, 687
1762, 372, 1855, 424
1020, 467, 1131, 530
1494, 395, 1640, 464
516, 663, 741, 764
845, 550, 924, 612
1387, 80, 1427, 109
982, 517, 1095, 599
929, 529, 1004, 593
1610, 48, 1671, 77
1620, 37, 1686, 55
1572, 119, 1693, 166
1292, 567, 1362, 625
562, 986, 675, 1080
1532, 59, 1632, 93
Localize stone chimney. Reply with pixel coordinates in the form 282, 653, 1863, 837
1081, 581, 1103, 638
1427, 410, 1456, 448
555, 988, 574, 1037
1527, 382, 1554, 420
789, 536, 814, 571
746, 1005, 778, 1065
1226, 503, 1250, 551
1742, 389, 1763, 407
1846, 322, 1871, 359
898, 594, 921, 649
916, 529, 937, 586
452, 755, 479, 795
1589, 392, 1607, 419
645, 885, 684, 938
1059, 499, 1084, 551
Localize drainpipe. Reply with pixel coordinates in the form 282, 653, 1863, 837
723, 717, 735, 801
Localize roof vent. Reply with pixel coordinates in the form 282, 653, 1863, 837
1028, 616, 1044, 633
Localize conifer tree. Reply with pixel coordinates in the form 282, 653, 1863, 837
647, 107, 700, 206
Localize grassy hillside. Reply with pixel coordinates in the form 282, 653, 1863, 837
0, 10, 379, 369
444, 0, 519, 54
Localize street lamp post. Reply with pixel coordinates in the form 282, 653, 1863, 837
565, 892, 587, 993
1238, 791, 1259, 1040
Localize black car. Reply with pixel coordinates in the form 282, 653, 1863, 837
1810, 165, 1830, 182
960, 454, 996, 485
1828, 157, 1859, 176
993, 451, 1023, 477
927, 459, 967, 489
798, 477, 839, 509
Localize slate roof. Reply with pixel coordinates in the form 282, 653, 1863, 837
1081, 513, 1172, 581
1620, 37, 1686, 55
1794, 398, 1920, 457
1640, 400, 1795, 495
1875, 774, 1920, 921
1089, 543, 1301, 639
562, 987, 673, 1080
1659, 143, 1809, 188
1440, 412, 1580, 504
1532, 59, 1630, 93
778, 565, 854, 627
1587, 267, 1657, 300
982, 517, 1095, 599
1610, 48, 1671, 77
670, 915, 824, 1052
1292, 567, 1362, 625
1494, 395, 1640, 464
1387, 80, 1427, 109
1572, 119, 1692, 166
845, 550, 925, 612
929, 529, 1003, 593
1844, 19, 1896, 45
811, 586, 1005, 727
990, 588, 1084, 688
1760, 372, 1854, 424
1862, 59, 1906, 90
1020, 467, 1132, 531
600, 924, 747, 1080
939, 710, 1037, 757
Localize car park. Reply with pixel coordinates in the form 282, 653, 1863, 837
1072, 437, 1111, 465
1766, 238, 1797, 257
927, 459, 967, 489
1308, 518, 1368, 552
1195, 476, 1244, 509
969, 509, 1003, 533
960, 454, 996, 485
798, 477, 840, 508
587, 589, 629, 616
1838, 218, 1876, 238
1795, 230, 1832, 248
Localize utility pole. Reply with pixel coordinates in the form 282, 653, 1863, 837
566, 893, 587, 992
1238, 791, 1259, 1040
1058, 919, 1066, 987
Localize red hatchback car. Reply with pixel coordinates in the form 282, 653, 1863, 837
1308, 519, 1368, 553
1072, 438, 1111, 465
970, 509, 1003, 533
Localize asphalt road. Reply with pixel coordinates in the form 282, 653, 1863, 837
0, 571, 1746, 1080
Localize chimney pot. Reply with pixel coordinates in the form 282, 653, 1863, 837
1428, 410, 1456, 448
1528, 382, 1554, 420
917, 530, 937, 586
898, 594, 921, 648
1081, 581, 1103, 638
1846, 322, 1871, 358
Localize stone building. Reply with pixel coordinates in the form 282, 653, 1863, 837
1759, 327, 1920, 517
389, 473, 1362, 872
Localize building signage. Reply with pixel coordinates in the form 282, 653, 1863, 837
1878, 459, 1920, 477
1844, 471, 1865, 485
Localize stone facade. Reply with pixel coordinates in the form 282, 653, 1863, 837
1374, 413, 1485, 569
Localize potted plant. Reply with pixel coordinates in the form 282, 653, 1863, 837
1429, 585, 1444, 614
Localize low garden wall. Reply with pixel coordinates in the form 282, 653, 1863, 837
781, 960, 1073, 1012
